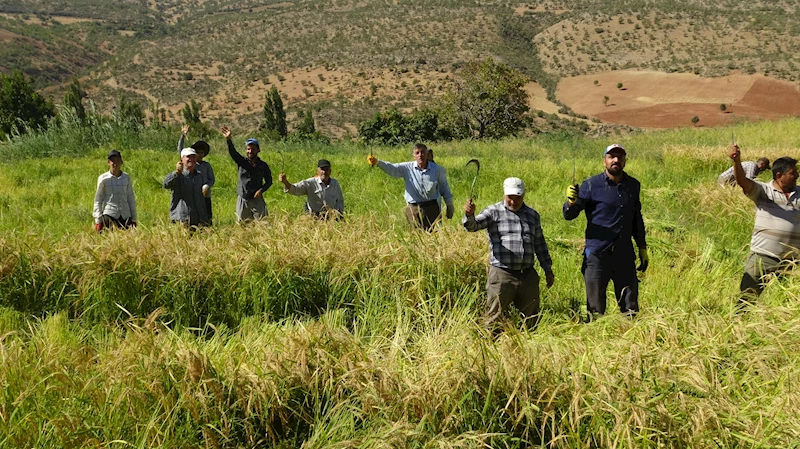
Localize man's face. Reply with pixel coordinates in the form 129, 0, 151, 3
505, 194, 524, 212
182, 154, 197, 172
758, 161, 769, 171
776, 165, 799, 190
317, 165, 331, 183
107, 156, 123, 173
413, 147, 428, 168
604, 149, 626, 176
246, 144, 260, 160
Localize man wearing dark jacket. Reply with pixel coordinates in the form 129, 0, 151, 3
563, 143, 648, 320
221, 126, 273, 222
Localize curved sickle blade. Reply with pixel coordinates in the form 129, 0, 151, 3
276, 151, 285, 173
466, 159, 480, 200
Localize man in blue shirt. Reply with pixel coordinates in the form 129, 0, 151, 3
368, 143, 454, 231
563, 143, 648, 320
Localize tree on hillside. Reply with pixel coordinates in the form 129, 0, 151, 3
603, 96, 609, 106
114, 94, 145, 130
0, 70, 55, 136
180, 99, 211, 137
63, 78, 86, 124
296, 109, 316, 135
439, 58, 529, 139
617, 82, 623, 89
691, 115, 700, 127
181, 99, 202, 124
358, 108, 450, 145
719, 104, 727, 112
262, 86, 287, 138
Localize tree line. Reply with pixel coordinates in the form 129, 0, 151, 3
1, 58, 534, 144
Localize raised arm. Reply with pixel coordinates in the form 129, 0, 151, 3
222, 126, 248, 168
376, 160, 408, 178
178, 124, 188, 153
462, 199, 493, 232
563, 181, 588, 220
728, 144, 754, 196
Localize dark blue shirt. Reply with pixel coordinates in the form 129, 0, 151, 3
563, 172, 646, 255
227, 140, 273, 199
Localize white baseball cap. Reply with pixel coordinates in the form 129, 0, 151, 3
503, 177, 525, 196
180, 147, 198, 158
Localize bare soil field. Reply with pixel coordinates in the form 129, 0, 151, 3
558, 71, 800, 128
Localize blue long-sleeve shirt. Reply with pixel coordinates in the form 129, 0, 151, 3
377, 160, 453, 206
563, 172, 646, 255
227, 140, 272, 199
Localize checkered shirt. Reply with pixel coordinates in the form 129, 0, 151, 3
463, 201, 553, 272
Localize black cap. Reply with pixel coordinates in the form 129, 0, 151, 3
191, 140, 210, 155
107, 150, 122, 159
317, 159, 331, 168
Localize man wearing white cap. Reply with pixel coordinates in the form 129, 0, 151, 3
163, 147, 210, 227
563, 143, 647, 320
463, 177, 555, 331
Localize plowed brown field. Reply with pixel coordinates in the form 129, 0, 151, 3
558, 71, 800, 128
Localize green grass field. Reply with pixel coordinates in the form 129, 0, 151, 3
1, 120, 800, 447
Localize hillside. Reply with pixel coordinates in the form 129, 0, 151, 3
3, 0, 800, 134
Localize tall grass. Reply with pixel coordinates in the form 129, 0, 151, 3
1, 119, 800, 447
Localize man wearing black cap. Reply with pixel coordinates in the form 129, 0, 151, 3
279, 159, 344, 219
563, 143, 648, 320
93, 150, 137, 232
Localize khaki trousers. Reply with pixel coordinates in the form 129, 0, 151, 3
485, 265, 541, 330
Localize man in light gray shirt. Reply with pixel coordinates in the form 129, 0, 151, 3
279, 158, 344, 219
93, 150, 137, 232
727, 144, 800, 306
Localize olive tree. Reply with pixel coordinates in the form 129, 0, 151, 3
440, 58, 530, 139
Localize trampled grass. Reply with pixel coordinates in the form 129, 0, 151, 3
1, 120, 800, 447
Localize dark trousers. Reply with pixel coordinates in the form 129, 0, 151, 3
405, 200, 440, 231
101, 215, 133, 230
582, 247, 639, 317
205, 197, 213, 226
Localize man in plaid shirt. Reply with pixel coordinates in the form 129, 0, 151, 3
463, 177, 555, 331
718, 157, 770, 185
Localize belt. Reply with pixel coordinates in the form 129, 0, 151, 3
498, 266, 535, 276
408, 200, 438, 207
